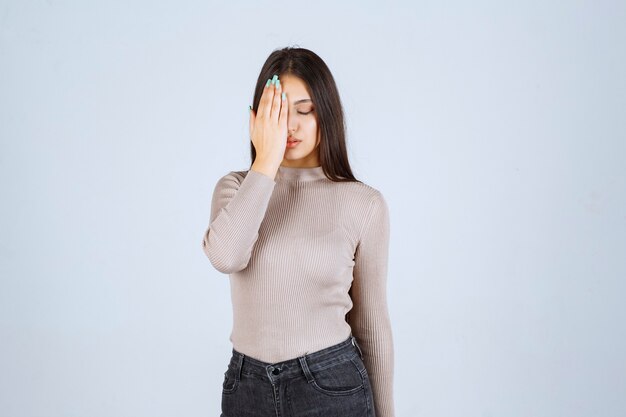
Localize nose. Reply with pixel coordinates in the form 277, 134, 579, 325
287, 120, 297, 136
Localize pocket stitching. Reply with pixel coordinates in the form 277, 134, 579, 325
309, 356, 365, 396
350, 354, 369, 377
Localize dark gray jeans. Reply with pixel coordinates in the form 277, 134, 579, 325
220, 334, 376, 417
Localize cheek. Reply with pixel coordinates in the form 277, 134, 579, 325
303, 118, 317, 136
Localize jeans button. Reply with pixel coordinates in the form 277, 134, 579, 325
272, 367, 280, 375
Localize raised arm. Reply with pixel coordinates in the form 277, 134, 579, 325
201, 169, 276, 274
347, 191, 395, 417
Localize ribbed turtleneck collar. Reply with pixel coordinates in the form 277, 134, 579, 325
276, 165, 326, 182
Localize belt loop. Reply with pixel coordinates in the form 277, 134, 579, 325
351, 335, 364, 360
298, 356, 315, 383
236, 352, 244, 381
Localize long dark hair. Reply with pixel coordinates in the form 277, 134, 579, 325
249, 46, 360, 183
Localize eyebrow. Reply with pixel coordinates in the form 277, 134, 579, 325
293, 99, 312, 105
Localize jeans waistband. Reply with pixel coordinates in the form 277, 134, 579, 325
228, 334, 365, 383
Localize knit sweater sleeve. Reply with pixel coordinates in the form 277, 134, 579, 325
348, 191, 395, 417
201, 169, 276, 274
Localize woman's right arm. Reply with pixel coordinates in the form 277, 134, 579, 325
201, 168, 276, 274
202, 74, 289, 274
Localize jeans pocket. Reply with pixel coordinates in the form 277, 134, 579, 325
309, 355, 365, 396
222, 363, 240, 395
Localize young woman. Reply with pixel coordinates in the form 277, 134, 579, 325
202, 47, 395, 417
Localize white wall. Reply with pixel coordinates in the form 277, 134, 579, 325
1, 1, 624, 416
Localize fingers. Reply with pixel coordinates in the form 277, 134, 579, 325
259, 76, 273, 120
278, 88, 288, 127
271, 76, 282, 122
254, 74, 283, 128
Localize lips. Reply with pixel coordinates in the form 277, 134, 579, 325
287, 138, 301, 143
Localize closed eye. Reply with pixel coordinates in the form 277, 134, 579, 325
297, 110, 313, 115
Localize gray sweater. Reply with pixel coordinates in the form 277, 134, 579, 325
202, 164, 395, 417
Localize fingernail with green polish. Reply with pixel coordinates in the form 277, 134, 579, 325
282, 92, 286, 101
276, 79, 280, 88
266, 79, 271, 87
271, 74, 278, 85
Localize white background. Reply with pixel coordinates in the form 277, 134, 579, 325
1, 1, 624, 416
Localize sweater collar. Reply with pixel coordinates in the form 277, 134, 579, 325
276, 165, 326, 182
